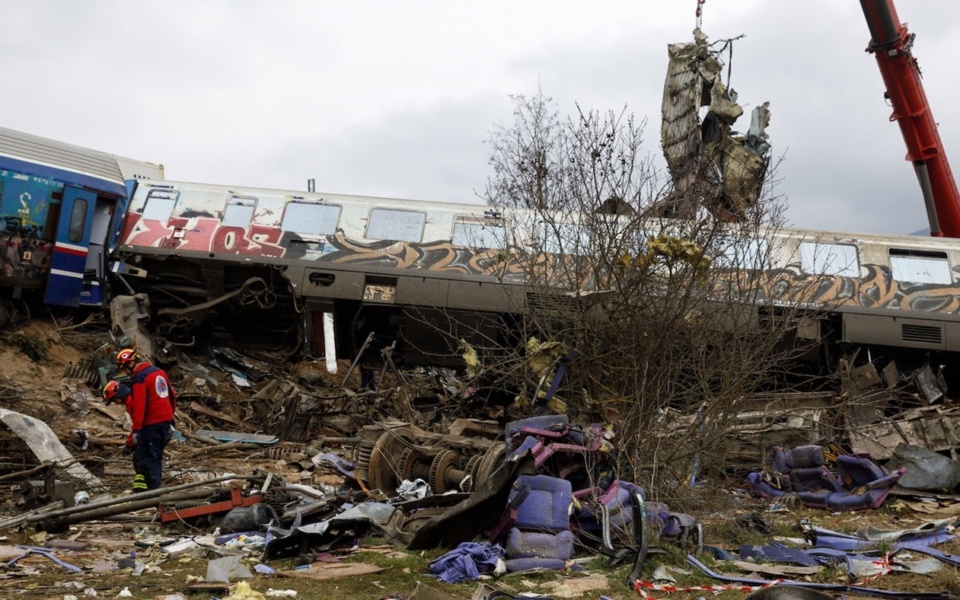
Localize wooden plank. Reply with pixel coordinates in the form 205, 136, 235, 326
89, 403, 124, 423
187, 403, 247, 429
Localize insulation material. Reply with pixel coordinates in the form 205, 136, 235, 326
0, 409, 104, 490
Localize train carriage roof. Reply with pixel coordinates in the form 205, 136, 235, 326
0, 126, 127, 198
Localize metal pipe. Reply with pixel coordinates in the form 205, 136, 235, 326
0, 500, 64, 531
341, 331, 375, 386
40, 488, 215, 530
915, 163, 943, 236
25, 474, 249, 523
860, 0, 902, 49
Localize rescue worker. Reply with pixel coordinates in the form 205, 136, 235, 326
102, 379, 150, 493
112, 348, 177, 491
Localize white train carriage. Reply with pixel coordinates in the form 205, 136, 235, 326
114, 178, 960, 365
759, 227, 960, 353
115, 180, 524, 359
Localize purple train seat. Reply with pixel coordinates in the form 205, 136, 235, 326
788, 466, 842, 493
508, 475, 573, 532
504, 557, 566, 572
747, 446, 905, 512
506, 529, 575, 560
836, 454, 887, 488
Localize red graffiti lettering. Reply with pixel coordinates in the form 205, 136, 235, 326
174, 219, 219, 252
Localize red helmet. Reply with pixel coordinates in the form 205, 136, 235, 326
114, 348, 140, 370
103, 380, 121, 401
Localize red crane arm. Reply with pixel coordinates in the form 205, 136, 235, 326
860, 0, 960, 237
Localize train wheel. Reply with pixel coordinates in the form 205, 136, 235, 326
398, 447, 425, 482
475, 444, 505, 484
366, 426, 415, 494
429, 450, 461, 494
462, 454, 484, 492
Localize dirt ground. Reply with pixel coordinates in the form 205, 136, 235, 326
1, 317, 959, 600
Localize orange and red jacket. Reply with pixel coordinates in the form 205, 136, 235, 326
128, 362, 177, 434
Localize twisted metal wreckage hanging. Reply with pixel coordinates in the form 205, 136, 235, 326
660, 7, 772, 222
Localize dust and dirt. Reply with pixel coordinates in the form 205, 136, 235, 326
0, 319, 87, 416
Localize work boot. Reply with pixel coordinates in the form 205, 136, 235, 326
133, 474, 147, 493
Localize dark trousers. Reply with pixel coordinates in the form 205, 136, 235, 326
133, 421, 173, 490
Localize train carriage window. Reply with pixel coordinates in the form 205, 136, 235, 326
452, 219, 505, 249
282, 202, 340, 235
799, 242, 859, 277
541, 221, 590, 255
889, 248, 952, 285
141, 189, 179, 222
67, 198, 87, 243
222, 196, 257, 228
715, 237, 770, 269
366, 208, 425, 242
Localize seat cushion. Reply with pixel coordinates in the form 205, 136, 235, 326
505, 529, 575, 560
509, 475, 572, 532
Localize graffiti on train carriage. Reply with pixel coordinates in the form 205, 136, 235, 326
761, 263, 960, 315
124, 211, 523, 279
0, 171, 55, 280
120, 182, 528, 283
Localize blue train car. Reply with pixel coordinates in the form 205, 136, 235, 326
0, 127, 162, 325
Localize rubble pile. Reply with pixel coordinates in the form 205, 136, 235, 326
650, 354, 960, 481
2, 319, 960, 600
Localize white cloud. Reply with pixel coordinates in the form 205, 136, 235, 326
3, 0, 959, 236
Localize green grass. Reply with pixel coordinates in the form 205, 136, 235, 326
0, 503, 952, 600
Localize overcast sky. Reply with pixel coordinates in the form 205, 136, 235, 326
3, 1, 959, 236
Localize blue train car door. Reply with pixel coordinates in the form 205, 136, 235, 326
80, 198, 114, 306
44, 185, 96, 306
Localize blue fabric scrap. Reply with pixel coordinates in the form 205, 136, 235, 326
739, 542, 819, 567
427, 542, 505, 583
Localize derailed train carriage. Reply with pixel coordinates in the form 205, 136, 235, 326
4, 127, 960, 377
0, 126, 163, 328
113, 179, 528, 364
111, 177, 960, 378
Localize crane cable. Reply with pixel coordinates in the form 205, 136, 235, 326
696, 0, 706, 29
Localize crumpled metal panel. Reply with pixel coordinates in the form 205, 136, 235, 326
848, 405, 960, 459
719, 133, 767, 213
661, 31, 716, 190
660, 28, 771, 220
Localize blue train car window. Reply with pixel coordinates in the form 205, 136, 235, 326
367, 208, 424, 242
799, 242, 859, 277
889, 248, 952, 285
68, 198, 88, 243
142, 189, 179, 222
452, 219, 505, 249
223, 197, 256, 228
282, 202, 340, 235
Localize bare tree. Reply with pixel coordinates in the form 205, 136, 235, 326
475, 93, 818, 499
485, 93, 653, 214
484, 92, 561, 210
